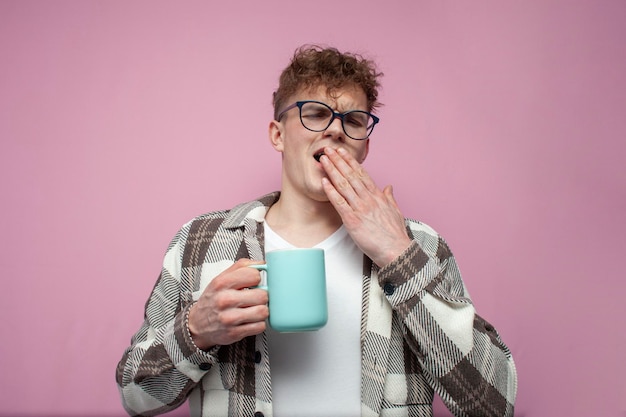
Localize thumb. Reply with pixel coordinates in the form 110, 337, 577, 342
383, 185, 400, 209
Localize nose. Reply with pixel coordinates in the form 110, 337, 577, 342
324, 115, 345, 141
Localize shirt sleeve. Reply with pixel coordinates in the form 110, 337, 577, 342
377, 221, 518, 417
115, 223, 219, 416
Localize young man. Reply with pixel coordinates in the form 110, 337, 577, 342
116, 45, 517, 417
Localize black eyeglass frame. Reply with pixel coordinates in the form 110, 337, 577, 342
276, 100, 380, 140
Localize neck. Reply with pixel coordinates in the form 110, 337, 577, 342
265, 193, 343, 248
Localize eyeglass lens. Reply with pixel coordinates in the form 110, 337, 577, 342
300, 102, 374, 140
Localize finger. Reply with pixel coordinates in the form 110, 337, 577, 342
212, 287, 268, 315
237, 287, 269, 308
324, 147, 378, 195
210, 261, 264, 291
321, 177, 354, 219
383, 185, 400, 210
220, 303, 269, 326
219, 306, 269, 333
233, 320, 267, 340
321, 149, 367, 207
320, 150, 356, 198
222, 258, 261, 275
232, 258, 265, 269
240, 304, 270, 323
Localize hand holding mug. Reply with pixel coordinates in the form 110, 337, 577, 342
188, 259, 269, 350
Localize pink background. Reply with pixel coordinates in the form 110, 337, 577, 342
1, 1, 624, 416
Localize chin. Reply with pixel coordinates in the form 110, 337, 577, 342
307, 188, 331, 203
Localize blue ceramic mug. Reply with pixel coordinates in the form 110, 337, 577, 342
250, 248, 328, 332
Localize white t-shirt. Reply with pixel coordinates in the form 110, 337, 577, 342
265, 222, 363, 417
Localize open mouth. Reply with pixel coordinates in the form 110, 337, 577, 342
313, 152, 325, 162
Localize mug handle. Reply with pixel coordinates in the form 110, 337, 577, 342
248, 264, 268, 290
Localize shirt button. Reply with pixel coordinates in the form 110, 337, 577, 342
199, 363, 211, 371
383, 283, 395, 295
254, 351, 262, 364
254, 412, 264, 417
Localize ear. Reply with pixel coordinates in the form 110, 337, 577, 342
268, 120, 285, 152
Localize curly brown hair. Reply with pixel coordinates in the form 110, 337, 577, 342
272, 45, 383, 120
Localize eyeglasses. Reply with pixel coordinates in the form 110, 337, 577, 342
277, 100, 380, 140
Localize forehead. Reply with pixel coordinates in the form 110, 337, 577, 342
293, 84, 368, 111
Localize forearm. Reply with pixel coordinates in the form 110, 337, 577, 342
379, 238, 517, 417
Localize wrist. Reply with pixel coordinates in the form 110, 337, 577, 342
186, 303, 214, 351
374, 237, 413, 268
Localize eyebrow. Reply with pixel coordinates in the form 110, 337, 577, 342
307, 100, 366, 113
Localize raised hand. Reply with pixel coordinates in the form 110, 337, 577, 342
320, 146, 412, 267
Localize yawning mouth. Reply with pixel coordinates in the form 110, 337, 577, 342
313, 152, 325, 162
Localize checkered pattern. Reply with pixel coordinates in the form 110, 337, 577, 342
116, 192, 517, 417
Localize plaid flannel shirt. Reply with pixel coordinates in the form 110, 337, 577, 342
116, 192, 517, 417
